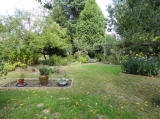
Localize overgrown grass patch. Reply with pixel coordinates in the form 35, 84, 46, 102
0, 63, 160, 119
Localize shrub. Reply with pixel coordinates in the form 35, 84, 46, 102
106, 55, 117, 64
39, 67, 54, 75
95, 53, 104, 61
121, 53, 159, 76
79, 56, 88, 63
67, 55, 76, 62
43, 55, 68, 66
0, 61, 8, 76
4, 62, 27, 71
73, 52, 90, 63
13, 62, 27, 68
5, 65, 15, 71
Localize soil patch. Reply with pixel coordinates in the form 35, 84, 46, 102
0, 78, 74, 90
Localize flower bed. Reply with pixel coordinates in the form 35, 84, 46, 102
0, 78, 74, 90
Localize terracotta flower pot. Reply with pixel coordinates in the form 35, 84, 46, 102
17, 79, 24, 86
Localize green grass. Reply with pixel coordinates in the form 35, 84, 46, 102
0, 63, 160, 119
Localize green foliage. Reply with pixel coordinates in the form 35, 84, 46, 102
0, 9, 71, 66
42, 55, 68, 66
13, 62, 27, 68
19, 73, 25, 79
106, 55, 117, 64
0, 61, 7, 77
104, 34, 122, 63
4, 65, 15, 71
33, 18, 71, 58
40, 0, 86, 20
76, 0, 106, 55
73, 51, 90, 63
107, 0, 160, 41
121, 54, 159, 76
0, 23, 6, 32
50, 55, 67, 66
50, 7, 67, 27
106, 34, 118, 45
0, 9, 40, 66
95, 53, 104, 61
39, 67, 54, 75
5, 62, 27, 71
39, 0, 86, 53
66, 55, 76, 62
78, 56, 88, 63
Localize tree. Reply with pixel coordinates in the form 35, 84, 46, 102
50, 7, 67, 27
0, 8, 71, 65
37, 0, 86, 53
0, 9, 39, 65
37, 0, 86, 20
106, 0, 160, 42
31, 17, 71, 60
76, 0, 106, 56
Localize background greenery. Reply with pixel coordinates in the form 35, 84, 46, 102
0, 0, 160, 71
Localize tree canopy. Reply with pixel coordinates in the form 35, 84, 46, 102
76, 0, 106, 56
106, 0, 160, 42
32, 17, 71, 59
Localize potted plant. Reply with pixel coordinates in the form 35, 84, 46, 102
57, 78, 68, 86
17, 73, 25, 86
39, 67, 54, 86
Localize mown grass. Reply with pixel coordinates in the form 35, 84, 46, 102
0, 63, 160, 119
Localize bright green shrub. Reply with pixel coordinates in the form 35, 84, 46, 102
73, 52, 90, 63
13, 62, 27, 68
5, 65, 15, 71
5, 62, 27, 71
79, 56, 88, 63
121, 53, 159, 76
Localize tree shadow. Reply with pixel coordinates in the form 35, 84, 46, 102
151, 97, 160, 106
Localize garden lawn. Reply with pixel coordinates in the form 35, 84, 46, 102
0, 63, 160, 119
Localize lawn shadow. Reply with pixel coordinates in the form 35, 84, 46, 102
151, 97, 160, 107
0, 91, 12, 107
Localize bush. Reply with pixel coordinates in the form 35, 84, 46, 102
106, 55, 117, 64
4, 62, 27, 71
67, 55, 76, 62
0, 61, 8, 76
42, 55, 68, 66
5, 65, 15, 71
74, 52, 89, 63
121, 54, 159, 76
95, 53, 104, 61
13, 62, 27, 68
79, 56, 88, 63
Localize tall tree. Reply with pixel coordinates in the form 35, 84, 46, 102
106, 0, 160, 42
37, 0, 86, 20
37, 0, 86, 53
76, 0, 106, 56
31, 17, 71, 60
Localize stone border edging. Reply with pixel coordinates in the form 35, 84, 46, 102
0, 78, 74, 90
